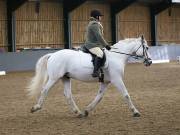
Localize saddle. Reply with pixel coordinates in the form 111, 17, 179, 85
80, 47, 106, 82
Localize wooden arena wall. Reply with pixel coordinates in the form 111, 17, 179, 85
117, 3, 151, 45
0, 0, 7, 51
15, 0, 64, 50
0, 1, 180, 52
71, 1, 112, 47
157, 5, 180, 44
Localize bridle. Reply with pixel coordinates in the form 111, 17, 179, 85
110, 38, 149, 60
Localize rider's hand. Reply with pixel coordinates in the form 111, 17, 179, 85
105, 45, 111, 50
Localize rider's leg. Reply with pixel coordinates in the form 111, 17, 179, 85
92, 57, 103, 77
89, 47, 103, 77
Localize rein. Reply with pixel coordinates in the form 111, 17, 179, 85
110, 46, 144, 59
109, 37, 148, 59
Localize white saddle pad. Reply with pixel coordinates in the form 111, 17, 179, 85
79, 51, 108, 69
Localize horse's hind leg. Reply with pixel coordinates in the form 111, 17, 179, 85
31, 78, 57, 113
82, 82, 109, 117
62, 77, 82, 116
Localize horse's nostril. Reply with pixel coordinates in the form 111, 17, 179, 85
144, 58, 152, 66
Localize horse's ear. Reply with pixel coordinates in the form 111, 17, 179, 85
140, 35, 144, 40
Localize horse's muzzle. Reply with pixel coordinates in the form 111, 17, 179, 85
143, 58, 152, 66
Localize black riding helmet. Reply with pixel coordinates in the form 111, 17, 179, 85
90, 10, 103, 19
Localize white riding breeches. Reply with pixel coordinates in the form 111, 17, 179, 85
89, 47, 103, 58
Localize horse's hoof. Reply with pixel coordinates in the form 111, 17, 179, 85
133, 112, 141, 117
30, 107, 36, 113
30, 106, 41, 113
77, 113, 84, 118
77, 111, 89, 118
84, 110, 89, 117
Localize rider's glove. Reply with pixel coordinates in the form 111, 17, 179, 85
105, 45, 111, 50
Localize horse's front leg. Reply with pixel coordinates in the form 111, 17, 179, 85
111, 78, 140, 117
62, 77, 82, 116
82, 82, 109, 117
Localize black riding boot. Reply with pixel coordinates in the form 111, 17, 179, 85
92, 57, 102, 77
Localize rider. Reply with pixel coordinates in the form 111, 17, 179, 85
82, 9, 111, 77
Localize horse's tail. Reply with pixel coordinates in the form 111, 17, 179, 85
27, 53, 52, 98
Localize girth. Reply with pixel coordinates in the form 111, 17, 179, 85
81, 47, 106, 82
81, 46, 106, 67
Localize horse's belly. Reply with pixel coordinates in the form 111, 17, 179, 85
68, 65, 110, 82
68, 66, 95, 81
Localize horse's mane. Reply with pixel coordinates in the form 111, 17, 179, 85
120, 38, 137, 43
113, 38, 138, 47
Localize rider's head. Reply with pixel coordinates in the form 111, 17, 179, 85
90, 10, 103, 21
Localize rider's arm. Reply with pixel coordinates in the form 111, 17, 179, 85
91, 24, 109, 47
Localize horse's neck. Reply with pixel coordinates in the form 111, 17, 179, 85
118, 40, 137, 53
112, 40, 137, 64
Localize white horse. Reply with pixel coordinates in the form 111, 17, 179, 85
27, 36, 152, 117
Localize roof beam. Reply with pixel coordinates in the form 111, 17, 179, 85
150, 0, 172, 15
7, 0, 27, 11
63, 0, 86, 13
110, 0, 137, 14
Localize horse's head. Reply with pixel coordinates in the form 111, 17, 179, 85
133, 35, 152, 66
111, 36, 152, 66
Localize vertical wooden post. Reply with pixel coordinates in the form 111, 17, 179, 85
6, 0, 27, 52
63, 0, 86, 49
110, 0, 137, 44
